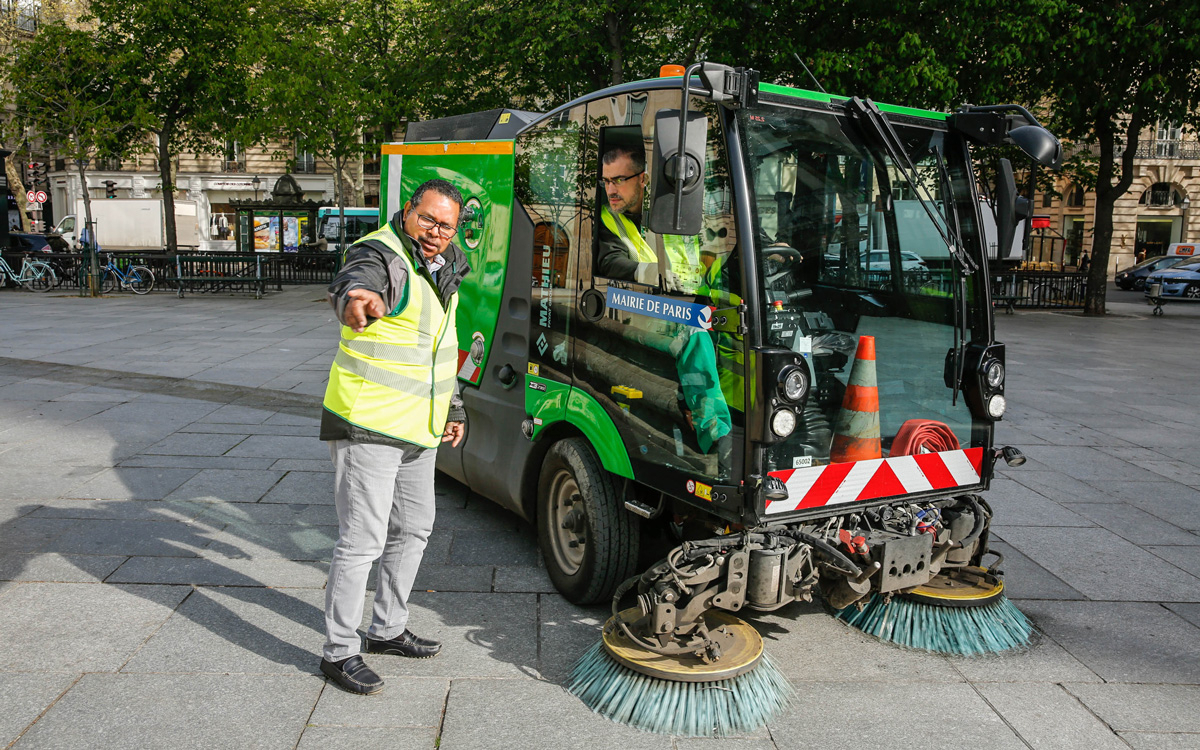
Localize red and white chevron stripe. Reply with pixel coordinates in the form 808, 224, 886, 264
765, 447, 985, 515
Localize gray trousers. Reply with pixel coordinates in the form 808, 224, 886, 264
323, 439, 437, 661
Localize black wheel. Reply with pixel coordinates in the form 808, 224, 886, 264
100, 270, 118, 294
537, 438, 639, 604
23, 261, 57, 292
1133, 277, 1146, 291
1184, 284, 1200, 300
128, 266, 155, 294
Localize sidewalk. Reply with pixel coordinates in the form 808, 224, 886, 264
0, 285, 1197, 749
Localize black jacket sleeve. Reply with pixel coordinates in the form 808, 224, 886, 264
326, 240, 408, 327
596, 218, 643, 281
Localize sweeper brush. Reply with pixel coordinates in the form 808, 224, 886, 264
833, 566, 1034, 656
567, 609, 793, 737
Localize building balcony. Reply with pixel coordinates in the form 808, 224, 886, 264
1133, 140, 1200, 160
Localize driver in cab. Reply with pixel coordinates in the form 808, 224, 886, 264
596, 145, 703, 294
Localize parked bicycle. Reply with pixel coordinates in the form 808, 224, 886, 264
0, 253, 58, 292
100, 254, 155, 294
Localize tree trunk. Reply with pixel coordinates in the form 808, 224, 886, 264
5, 160, 32, 233
1085, 110, 1142, 316
75, 157, 99, 297
604, 9, 624, 86
157, 123, 178, 255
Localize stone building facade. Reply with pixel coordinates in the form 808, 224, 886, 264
1033, 125, 1198, 275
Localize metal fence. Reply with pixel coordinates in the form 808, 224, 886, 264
13, 251, 341, 296
991, 270, 1087, 310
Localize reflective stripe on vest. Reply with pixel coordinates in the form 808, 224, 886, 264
601, 206, 657, 263
322, 224, 459, 448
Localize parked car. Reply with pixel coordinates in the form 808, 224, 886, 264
866, 250, 928, 273
1145, 260, 1200, 300
1115, 254, 1191, 290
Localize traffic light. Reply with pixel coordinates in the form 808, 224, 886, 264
26, 162, 46, 185
104, 180, 117, 199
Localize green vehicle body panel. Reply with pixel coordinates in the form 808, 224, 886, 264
379, 142, 516, 387
526, 375, 633, 479
621, 76, 950, 121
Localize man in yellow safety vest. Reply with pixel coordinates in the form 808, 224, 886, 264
318, 179, 470, 695
596, 145, 703, 293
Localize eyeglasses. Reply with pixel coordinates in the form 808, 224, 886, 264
600, 171, 644, 188
413, 212, 458, 238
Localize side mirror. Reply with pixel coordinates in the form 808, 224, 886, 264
647, 108, 707, 236
1008, 125, 1061, 169
995, 158, 1030, 260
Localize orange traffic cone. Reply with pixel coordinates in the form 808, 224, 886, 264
829, 335, 881, 463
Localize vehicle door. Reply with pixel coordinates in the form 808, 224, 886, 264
572, 89, 745, 500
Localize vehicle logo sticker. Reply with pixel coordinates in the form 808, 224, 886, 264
527, 362, 539, 376
529, 381, 546, 392
694, 481, 712, 501
536, 333, 548, 355
532, 417, 543, 425
605, 288, 715, 330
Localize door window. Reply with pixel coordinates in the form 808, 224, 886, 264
575, 92, 742, 485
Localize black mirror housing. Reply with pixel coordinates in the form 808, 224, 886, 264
647, 109, 707, 236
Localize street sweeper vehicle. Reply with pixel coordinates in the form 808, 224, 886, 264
375, 63, 1060, 734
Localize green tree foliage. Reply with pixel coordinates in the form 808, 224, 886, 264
1034, 2, 1200, 314
3, 21, 145, 292
88, 0, 255, 253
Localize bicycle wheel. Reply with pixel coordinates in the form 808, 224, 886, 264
23, 262, 57, 292
100, 269, 119, 294
128, 266, 155, 294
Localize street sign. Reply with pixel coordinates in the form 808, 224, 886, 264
35, 190, 47, 203
26, 190, 34, 202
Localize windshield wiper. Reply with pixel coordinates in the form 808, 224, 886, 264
844, 97, 976, 276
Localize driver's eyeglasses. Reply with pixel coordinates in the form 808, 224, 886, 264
413, 213, 458, 238
600, 171, 644, 187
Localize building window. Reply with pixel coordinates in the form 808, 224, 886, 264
363, 131, 381, 176
225, 140, 244, 172
1139, 183, 1184, 207
1041, 191, 1053, 208
1155, 122, 1182, 158
1066, 184, 1085, 207
295, 136, 316, 174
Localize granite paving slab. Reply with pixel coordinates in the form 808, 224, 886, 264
142, 432, 248, 456
12, 673, 319, 750
770, 681, 1025, 749
977, 682, 1129, 750
196, 524, 337, 561
1145, 545, 1200, 578
120, 586, 324, 675
44, 517, 218, 557
224, 434, 329, 460
259, 471, 335, 505
1067, 683, 1200, 734
986, 540, 1087, 600
296, 726, 437, 750
0, 582, 189, 672
308, 675, 448, 727
439, 678, 673, 748
27, 498, 206, 522
1166, 602, 1200, 628
998, 526, 1200, 601
535, 595, 609, 683
163, 468, 286, 503
0, 672, 78, 748
1021, 601, 1200, 683
61, 467, 200, 501
193, 499, 336, 526
949, 631, 1101, 684
0, 553, 127, 583
1060, 502, 1199, 546
1118, 733, 1200, 750
107, 556, 328, 588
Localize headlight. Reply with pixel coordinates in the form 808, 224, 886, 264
987, 394, 1007, 419
985, 361, 1004, 388
771, 409, 797, 437
778, 366, 809, 403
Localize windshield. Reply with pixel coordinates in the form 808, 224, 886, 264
319, 214, 378, 246
738, 104, 985, 475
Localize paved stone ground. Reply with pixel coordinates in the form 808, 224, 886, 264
0, 285, 1197, 749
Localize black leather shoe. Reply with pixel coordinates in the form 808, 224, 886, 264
365, 629, 442, 659
320, 655, 384, 695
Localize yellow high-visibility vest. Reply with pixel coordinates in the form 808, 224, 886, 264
601, 206, 656, 263
698, 253, 745, 411
323, 224, 459, 448
601, 206, 705, 293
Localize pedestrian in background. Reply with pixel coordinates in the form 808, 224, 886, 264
318, 178, 470, 695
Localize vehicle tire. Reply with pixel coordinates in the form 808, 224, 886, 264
23, 262, 57, 292
100, 270, 118, 294
537, 438, 639, 604
1185, 284, 1200, 300
128, 266, 155, 294
1133, 277, 1146, 291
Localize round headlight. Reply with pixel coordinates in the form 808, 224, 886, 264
778, 366, 809, 403
771, 409, 797, 437
987, 394, 1007, 419
985, 361, 1004, 388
